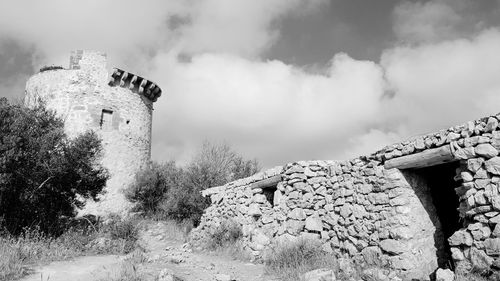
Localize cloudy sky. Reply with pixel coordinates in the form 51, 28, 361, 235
1, 0, 500, 167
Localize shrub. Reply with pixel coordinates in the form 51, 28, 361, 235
125, 141, 260, 224
264, 238, 337, 281
0, 215, 141, 281
158, 184, 209, 225
455, 268, 500, 281
98, 215, 140, 254
39, 65, 64, 72
208, 219, 243, 250
125, 162, 182, 215
94, 260, 146, 281
0, 100, 108, 235
0, 228, 90, 281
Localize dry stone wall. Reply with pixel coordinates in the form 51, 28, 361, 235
191, 114, 500, 279
24, 50, 162, 216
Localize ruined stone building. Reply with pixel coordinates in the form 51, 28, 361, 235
191, 114, 500, 279
24, 50, 162, 215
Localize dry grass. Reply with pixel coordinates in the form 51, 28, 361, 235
202, 219, 251, 260
0, 216, 141, 281
213, 239, 251, 261
160, 219, 193, 242
264, 238, 337, 281
0, 229, 84, 280
207, 219, 242, 250
93, 260, 145, 281
455, 268, 500, 281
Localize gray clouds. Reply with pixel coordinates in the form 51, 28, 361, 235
0, 0, 499, 167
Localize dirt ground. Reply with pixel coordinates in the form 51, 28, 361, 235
19, 221, 279, 281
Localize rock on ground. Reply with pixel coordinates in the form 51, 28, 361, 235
214, 273, 234, 281
302, 268, 336, 281
435, 268, 454, 281
158, 268, 176, 281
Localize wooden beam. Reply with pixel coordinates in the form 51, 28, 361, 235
384, 145, 456, 170
249, 175, 282, 190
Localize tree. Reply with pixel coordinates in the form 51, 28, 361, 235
0, 100, 108, 235
125, 141, 260, 224
184, 141, 260, 191
125, 161, 183, 214
165, 141, 260, 223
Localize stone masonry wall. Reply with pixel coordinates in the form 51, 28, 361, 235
24, 50, 162, 216
191, 114, 500, 279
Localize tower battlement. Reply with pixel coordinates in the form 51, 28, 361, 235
67, 50, 162, 103
109, 68, 162, 102
69, 50, 107, 70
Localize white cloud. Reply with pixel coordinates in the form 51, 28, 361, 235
0, 0, 325, 68
381, 28, 500, 134
0, 0, 187, 69
150, 52, 385, 165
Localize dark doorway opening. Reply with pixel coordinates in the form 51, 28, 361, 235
263, 185, 277, 206
408, 161, 462, 269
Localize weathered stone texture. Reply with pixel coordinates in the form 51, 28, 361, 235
190, 114, 500, 279
24, 50, 161, 215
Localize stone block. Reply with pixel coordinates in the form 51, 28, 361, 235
340, 204, 352, 218
288, 208, 307, 220
455, 147, 476, 159
461, 171, 474, 182
273, 190, 283, 206
253, 194, 267, 204
449, 230, 473, 246
379, 239, 406, 255
215, 274, 233, 281
493, 224, 500, 237
484, 238, 500, 256
475, 179, 491, 189
301, 232, 321, 241
367, 193, 389, 205
435, 268, 454, 281
251, 230, 270, 246
475, 144, 499, 158
451, 247, 465, 260
486, 117, 499, 132
467, 158, 485, 173
157, 269, 176, 281
285, 220, 305, 235
248, 204, 261, 217
285, 165, 304, 174
305, 216, 323, 232
485, 157, 500, 175
470, 248, 494, 270
261, 214, 274, 224
361, 246, 382, 265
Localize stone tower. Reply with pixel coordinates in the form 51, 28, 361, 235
24, 50, 162, 215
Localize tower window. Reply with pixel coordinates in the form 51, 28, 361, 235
100, 109, 113, 130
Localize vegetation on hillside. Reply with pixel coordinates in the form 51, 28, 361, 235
0, 98, 131, 280
0, 215, 141, 281
264, 238, 338, 281
0, 98, 109, 235
126, 141, 260, 224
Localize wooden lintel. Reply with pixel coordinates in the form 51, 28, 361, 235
384, 145, 455, 170
249, 175, 282, 190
